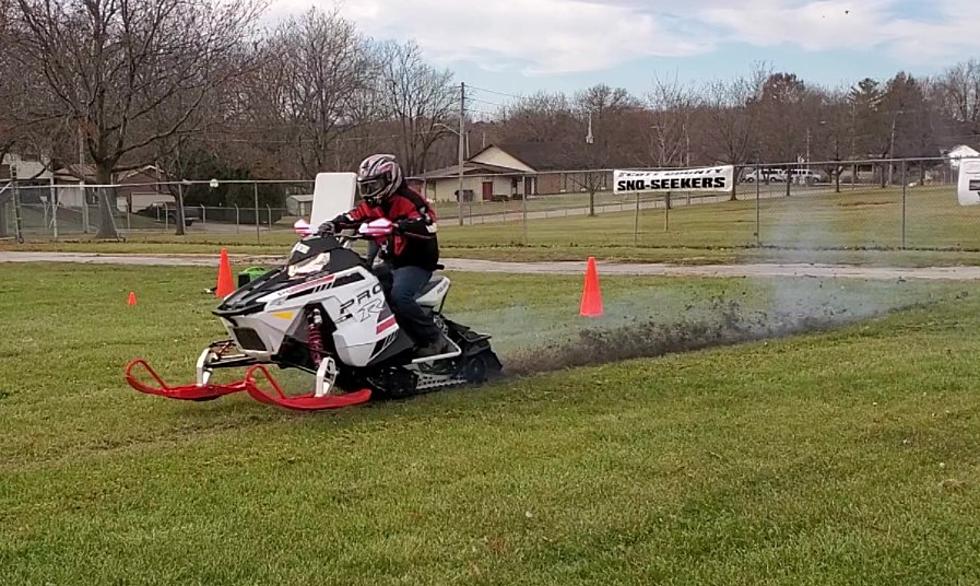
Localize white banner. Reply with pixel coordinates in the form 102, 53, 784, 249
614, 165, 734, 193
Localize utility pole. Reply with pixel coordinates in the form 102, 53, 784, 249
805, 127, 811, 171
457, 82, 465, 227
887, 114, 898, 185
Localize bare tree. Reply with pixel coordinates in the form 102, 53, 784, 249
698, 67, 766, 200
251, 8, 375, 177
13, 0, 264, 238
573, 84, 639, 215
648, 75, 697, 168
498, 92, 577, 144
934, 59, 980, 136
376, 41, 456, 175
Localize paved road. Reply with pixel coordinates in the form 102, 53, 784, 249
4, 251, 980, 281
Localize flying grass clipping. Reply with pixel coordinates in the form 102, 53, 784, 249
614, 165, 734, 193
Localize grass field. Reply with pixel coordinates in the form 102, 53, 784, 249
1, 263, 978, 584
5, 185, 980, 267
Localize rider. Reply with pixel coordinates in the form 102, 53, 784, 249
320, 154, 450, 358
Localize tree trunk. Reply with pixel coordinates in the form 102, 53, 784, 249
94, 164, 120, 239
588, 189, 596, 217
729, 166, 738, 201
835, 166, 841, 193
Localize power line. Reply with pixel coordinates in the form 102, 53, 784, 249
466, 96, 505, 109
467, 84, 524, 100
464, 107, 501, 118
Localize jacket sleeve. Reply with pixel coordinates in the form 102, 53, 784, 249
333, 202, 376, 228
390, 192, 437, 238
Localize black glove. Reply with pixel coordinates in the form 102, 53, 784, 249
317, 220, 337, 235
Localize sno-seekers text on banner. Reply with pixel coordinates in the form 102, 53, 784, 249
614, 165, 734, 193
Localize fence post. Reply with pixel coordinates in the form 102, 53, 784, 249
267, 205, 272, 230
164, 203, 169, 232
201, 204, 206, 228
521, 187, 528, 245
633, 191, 640, 246
50, 176, 58, 240
901, 160, 907, 249
235, 204, 240, 233
663, 193, 669, 232
81, 182, 90, 233
755, 164, 761, 246
13, 181, 24, 243
253, 182, 260, 244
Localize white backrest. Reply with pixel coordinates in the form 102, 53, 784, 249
310, 172, 357, 227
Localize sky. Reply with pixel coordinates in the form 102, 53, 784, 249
267, 0, 980, 101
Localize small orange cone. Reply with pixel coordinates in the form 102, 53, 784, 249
580, 256, 603, 318
127, 291, 137, 306
215, 248, 235, 298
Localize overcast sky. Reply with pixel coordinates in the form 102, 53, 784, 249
268, 0, 980, 97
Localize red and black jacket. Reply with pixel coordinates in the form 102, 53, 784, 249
334, 183, 439, 270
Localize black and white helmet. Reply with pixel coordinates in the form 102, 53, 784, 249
357, 154, 403, 205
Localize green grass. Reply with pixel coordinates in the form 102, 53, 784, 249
1, 264, 978, 584
6, 185, 980, 267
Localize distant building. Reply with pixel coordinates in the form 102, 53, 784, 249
286, 194, 315, 217
53, 164, 172, 212
418, 143, 610, 202
1, 152, 53, 183
944, 144, 980, 169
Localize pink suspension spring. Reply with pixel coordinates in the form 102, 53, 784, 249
307, 308, 324, 367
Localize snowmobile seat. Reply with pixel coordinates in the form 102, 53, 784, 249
416, 275, 451, 309
417, 275, 448, 299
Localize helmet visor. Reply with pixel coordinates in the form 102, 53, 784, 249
358, 177, 387, 201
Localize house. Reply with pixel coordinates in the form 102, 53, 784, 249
418, 143, 610, 202
1, 152, 53, 183
53, 164, 172, 212
944, 144, 980, 169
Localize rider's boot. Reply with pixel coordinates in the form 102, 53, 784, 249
416, 334, 451, 358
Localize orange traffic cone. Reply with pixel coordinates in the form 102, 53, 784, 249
127, 291, 137, 306
580, 256, 604, 318
215, 248, 235, 298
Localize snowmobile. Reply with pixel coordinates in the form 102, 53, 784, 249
125, 174, 501, 411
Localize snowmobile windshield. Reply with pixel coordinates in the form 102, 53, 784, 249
287, 234, 344, 266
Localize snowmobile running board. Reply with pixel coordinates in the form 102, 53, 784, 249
410, 339, 463, 364
124, 359, 372, 411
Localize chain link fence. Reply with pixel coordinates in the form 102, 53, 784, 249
0, 179, 314, 242
2, 157, 977, 252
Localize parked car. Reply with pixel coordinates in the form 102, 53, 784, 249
742, 168, 786, 183
788, 169, 825, 184
137, 202, 198, 226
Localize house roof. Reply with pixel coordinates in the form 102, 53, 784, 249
418, 161, 526, 179
945, 144, 980, 156
471, 143, 599, 172
54, 164, 167, 183
54, 164, 97, 181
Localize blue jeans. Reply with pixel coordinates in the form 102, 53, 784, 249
377, 264, 440, 344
